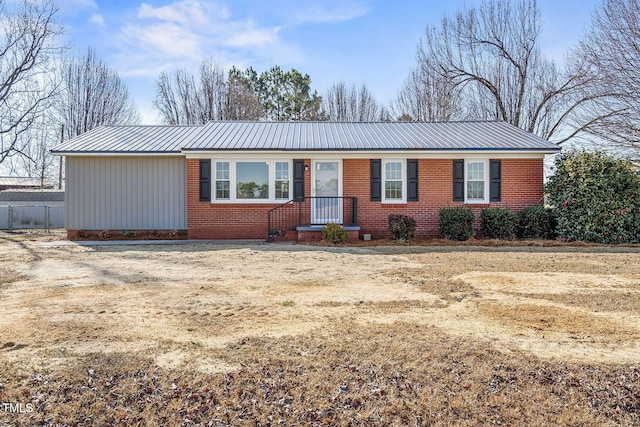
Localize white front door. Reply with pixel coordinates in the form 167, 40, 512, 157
312, 160, 341, 224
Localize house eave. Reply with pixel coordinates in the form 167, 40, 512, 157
182, 148, 559, 159
50, 151, 184, 157
52, 147, 560, 158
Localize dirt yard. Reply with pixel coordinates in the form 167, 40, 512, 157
1, 231, 639, 425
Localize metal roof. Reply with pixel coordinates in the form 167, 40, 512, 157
0, 190, 64, 202
183, 121, 559, 152
0, 176, 53, 188
51, 125, 202, 154
51, 121, 560, 154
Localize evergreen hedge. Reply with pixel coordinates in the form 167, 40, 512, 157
439, 207, 474, 241
546, 150, 640, 243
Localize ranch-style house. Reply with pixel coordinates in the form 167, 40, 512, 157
51, 121, 560, 241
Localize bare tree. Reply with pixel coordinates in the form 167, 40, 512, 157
576, 0, 640, 159
409, 0, 611, 143
156, 62, 327, 124
393, 52, 464, 122
155, 68, 200, 125
225, 68, 264, 121
12, 116, 57, 186
57, 47, 139, 140
155, 59, 248, 124
196, 60, 230, 123
0, 0, 62, 165
322, 81, 382, 121
225, 81, 264, 120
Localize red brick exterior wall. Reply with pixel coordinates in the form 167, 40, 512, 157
344, 158, 544, 238
186, 157, 545, 240
186, 158, 313, 239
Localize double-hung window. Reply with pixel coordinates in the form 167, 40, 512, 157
454, 159, 500, 203
275, 162, 290, 199
213, 160, 291, 202
371, 159, 417, 203
384, 160, 404, 202
453, 159, 492, 203
465, 160, 489, 203
215, 161, 230, 200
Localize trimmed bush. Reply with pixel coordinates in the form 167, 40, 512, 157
517, 206, 556, 239
480, 207, 516, 239
388, 214, 417, 241
546, 150, 640, 243
322, 222, 348, 244
439, 207, 474, 241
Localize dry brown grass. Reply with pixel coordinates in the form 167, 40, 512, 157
318, 236, 640, 249
361, 299, 449, 312
0, 229, 65, 243
388, 268, 477, 300
1, 322, 638, 426
1, 235, 640, 425
477, 301, 640, 342
512, 291, 640, 313
0, 267, 25, 284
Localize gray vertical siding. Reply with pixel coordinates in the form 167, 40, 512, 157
65, 156, 186, 230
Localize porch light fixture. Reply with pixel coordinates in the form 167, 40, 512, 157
304, 164, 309, 171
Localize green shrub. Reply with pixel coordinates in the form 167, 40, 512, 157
388, 214, 417, 241
480, 207, 516, 239
546, 150, 640, 243
517, 206, 556, 239
322, 223, 348, 244
439, 207, 474, 241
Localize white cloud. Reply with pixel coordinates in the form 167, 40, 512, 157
290, 3, 370, 25
225, 26, 283, 48
89, 14, 106, 28
121, 21, 203, 58
67, 0, 372, 124
137, 0, 221, 28
113, 0, 298, 78
106, 0, 370, 85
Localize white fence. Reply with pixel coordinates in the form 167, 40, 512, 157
0, 205, 64, 231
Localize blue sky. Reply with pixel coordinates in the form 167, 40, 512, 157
57, 0, 599, 124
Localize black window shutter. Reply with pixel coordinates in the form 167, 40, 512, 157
490, 159, 501, 202
293, 159, 305, 200
453, 159, 464, 202
370, 159, 382, 201
199, 160, 211, 202
407, 159, 419, 202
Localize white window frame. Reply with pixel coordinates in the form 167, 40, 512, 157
465, 159, 489, 204
274, 161, 290, 200
214, 161, 230, 200
212, 159, 292, 203
382, 160, 406, 203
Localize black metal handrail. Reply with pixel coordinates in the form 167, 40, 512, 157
267, 199, 297, 241
267, 196, 358, 241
